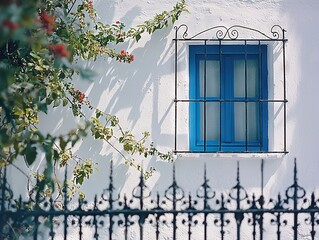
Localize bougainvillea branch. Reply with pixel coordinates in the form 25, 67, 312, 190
0, 0, 187, 200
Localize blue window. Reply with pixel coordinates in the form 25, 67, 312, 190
189, 45, 268, 152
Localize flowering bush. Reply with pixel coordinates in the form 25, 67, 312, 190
48, 43, 69, 57
40, 11, 56, 34
0, 0, 187, 200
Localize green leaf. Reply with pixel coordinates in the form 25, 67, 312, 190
94, 132, 100, 139
59, 137, 67, 151
95, 110, 102, 118
59, 71, 66, 79
123, 143, 133, 151
172, 16, 176, 24
53, 58, 63, 68
62, 98, 68, 107
38, 102, 48, 113
46, 97, 53, 105
25, 145, 37, 166
135, 34, 141, 42
45, 149, 53, 162
53, 150, 59, 160
0, 129, 10, 146
39, 88, 47, 101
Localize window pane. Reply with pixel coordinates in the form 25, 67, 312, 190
199, 60, 220, 97
200, 103, 220, 141
247, 102, 258, 141
234, 102, 258, 142
234, 59, 258, 98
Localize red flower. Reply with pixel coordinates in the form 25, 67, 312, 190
2, 20, 19, 30
117, 50, 134, 63
40, 11, 56, 34
84, 1, 93, 8
115, 21, 121, 24
73, 89, 85, 103
117, 33, 123, 38
48, 44, 69, 58
78, 92, 85, 103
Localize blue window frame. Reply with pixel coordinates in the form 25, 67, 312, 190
189, 45, 268, 152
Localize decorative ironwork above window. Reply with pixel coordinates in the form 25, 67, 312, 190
173, 25, 288, 154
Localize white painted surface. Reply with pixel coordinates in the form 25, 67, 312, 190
66, 0, 319, 195
7, 0, 319, 239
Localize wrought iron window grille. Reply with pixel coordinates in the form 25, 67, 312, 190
173, 25, 288, 154
1, 159, 319, 240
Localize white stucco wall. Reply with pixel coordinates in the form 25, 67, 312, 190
7, 0, 319, 239
60, 0, 319, 196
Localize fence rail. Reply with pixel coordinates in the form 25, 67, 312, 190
1, 159, 319, 240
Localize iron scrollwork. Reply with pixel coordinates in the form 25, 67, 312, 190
1, 159, 319, 239
174, 24, 286, 40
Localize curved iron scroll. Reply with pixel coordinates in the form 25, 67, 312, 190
174, 24, 286, 40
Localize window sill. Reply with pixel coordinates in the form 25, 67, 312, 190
173, 151, 287, 159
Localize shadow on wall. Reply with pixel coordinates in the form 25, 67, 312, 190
31, 2, 180, 197
67, 27, 180, 196
32, 0, 319, 200
151, 0, 319, 198
60, 1, 319, 205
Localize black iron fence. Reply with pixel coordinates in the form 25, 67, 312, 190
1, 159, 319, 240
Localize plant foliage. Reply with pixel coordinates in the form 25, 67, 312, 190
0, 0, 187, 200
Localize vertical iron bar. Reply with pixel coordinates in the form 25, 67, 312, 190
236, 162, 242, 240
276, 211, 281, 240
203, 165, 208, 240
139, 169, 144, 240
259, 41, 263, 151
173, 165, 177, 240
108, 214, 113, 240
252, 217, 257, 240
174, 29, 178, 152
204, 214, 208, 240
156, 193, 160, 240
259, 159, 264, 240
245, 40, 248, 152
220, 194, 225, 240
49, 197, 55, 240
293, 158, 298, 240
78, 199, 83, 240
204, 40, 207, 151
109, 161, 114, 240
310, 193, 316, 240
188, 193, 192, 240
63, 167, 68, 240
93, 196, 99, 239
219, 40, 222, 151
125, 215, 128, 240
252, 195, 257, 240
283, 29, 287, 153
